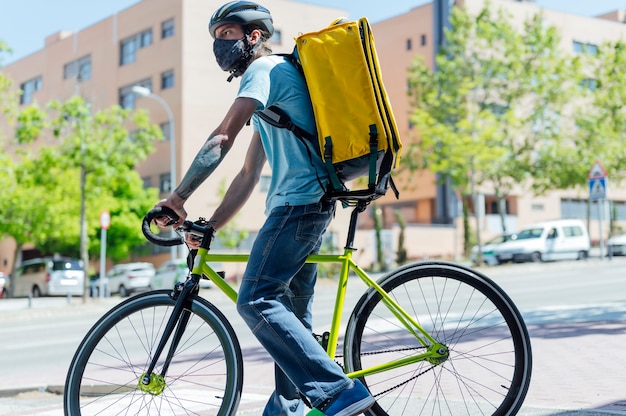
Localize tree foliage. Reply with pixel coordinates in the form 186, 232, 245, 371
407, 2, 579, 253
564, 40, 626, 188
0, 40, 19, 138
1, 96, 163, 285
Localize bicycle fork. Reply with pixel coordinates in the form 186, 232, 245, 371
137, 276, 200, 395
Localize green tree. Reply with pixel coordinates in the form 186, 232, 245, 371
408, 2, 575, 254
393, 209, 407, 265
372, 203, 386, 272
0, 152, 53, 275
0, 40, 19, 137
563, 40, 626, 189
12, 96, 162, 300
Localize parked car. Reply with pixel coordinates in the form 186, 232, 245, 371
471, 233, 517, 266
152, 259, 214, 290
608, 232, 626, 256
8, 257, 85, 297
495, 219, 590, 263
104, 262, 155, 297
88, 274, 109, 298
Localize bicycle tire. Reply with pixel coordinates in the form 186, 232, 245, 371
344, 262, 532, 416
64, 290, 244, 416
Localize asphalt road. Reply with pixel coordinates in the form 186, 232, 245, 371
1, 257, 625, 415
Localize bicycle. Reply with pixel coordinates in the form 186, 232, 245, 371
64, 201, 532, 416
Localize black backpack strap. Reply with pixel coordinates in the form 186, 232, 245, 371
322, 136, 347, 193
376, 150, 399, 199
256, 105, 328, 193
257, 105, 316, 143
367, 124, 379, 188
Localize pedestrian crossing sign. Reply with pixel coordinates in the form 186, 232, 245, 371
588, 177, 607, 200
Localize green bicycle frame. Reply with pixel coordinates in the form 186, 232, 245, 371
189, 246, 448, 379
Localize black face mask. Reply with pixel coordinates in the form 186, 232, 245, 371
213, 37, 248, 72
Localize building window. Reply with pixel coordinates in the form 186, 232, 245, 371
119, 79, 152, 109
162, 18, 175, 39
160, 121, 172, 141
20, 76, 43, 105
586, 43, 598, 55
531, 203, 544, 211
161, 70, 174, 89
406, 38, 412, 50
489, 200, 511, 214
561, 198, 592, 219
159, 173, 172, 193
421, 34, 427, 46
612, 201, 626, 221
142, 177, 152, 188
120, 28, 153, 66
269, 29, 282, 44
573, 40, 598, 55
64, 55, 92, 81
573, 41, 584, 53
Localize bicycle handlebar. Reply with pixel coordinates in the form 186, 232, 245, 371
142, 207, 185, 246
142, 207, 217, 247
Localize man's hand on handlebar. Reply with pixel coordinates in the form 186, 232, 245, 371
154, 194, 188, 229
184, 232, 203, 250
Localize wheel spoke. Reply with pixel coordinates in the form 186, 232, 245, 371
344, 263, 532, 416
65, 291, 243, 415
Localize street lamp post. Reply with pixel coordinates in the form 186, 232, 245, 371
132, 85, 178, 260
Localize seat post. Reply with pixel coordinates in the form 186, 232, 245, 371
344, 200, 368, 250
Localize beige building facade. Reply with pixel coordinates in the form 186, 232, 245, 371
2, 0, 626, 275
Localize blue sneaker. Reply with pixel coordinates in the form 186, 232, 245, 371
307, 380, 375, 416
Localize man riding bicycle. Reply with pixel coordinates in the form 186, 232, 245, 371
154, 2, 375, 416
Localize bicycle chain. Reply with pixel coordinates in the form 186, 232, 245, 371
372, 365, 436, 398
335, 346, 436, 398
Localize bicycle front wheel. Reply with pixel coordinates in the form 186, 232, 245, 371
64, 290, 243, 416
344, 262, 532, 416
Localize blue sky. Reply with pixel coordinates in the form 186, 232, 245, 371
1, 0, 624, 64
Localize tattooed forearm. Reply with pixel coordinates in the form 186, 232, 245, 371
174, 135, 229, 200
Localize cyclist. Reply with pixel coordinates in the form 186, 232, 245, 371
154, 2, 375, 416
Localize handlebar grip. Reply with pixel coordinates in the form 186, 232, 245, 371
142, 206, 185, 247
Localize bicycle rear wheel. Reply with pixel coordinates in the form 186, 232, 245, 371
64, 290, 243, 416
344, 262, 532, 416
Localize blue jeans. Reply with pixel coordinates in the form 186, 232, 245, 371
237, 200, 351, 416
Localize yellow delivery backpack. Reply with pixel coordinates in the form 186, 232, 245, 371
258, 17, 402, 203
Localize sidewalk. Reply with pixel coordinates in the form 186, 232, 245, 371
1, 280, 626, 415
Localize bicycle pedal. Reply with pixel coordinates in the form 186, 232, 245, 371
216, 271, 225, 279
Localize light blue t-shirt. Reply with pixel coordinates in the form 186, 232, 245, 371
237, 55, 328, 213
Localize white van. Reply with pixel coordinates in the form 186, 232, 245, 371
9, 257, 85, 297
495, 219, 590, 263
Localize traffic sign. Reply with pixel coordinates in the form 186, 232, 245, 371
588, 177, 607, 200
588, 160, 607, 179
100, 211, 111, 229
